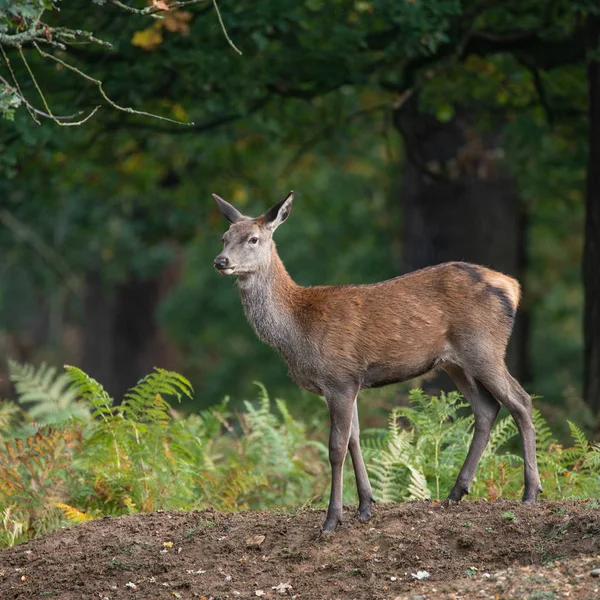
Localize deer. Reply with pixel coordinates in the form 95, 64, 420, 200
212, 191, 542, 532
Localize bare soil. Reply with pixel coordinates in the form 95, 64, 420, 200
1, 500, 599, 600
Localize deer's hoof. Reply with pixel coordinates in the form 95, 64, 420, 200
358, 508, 373, 521
522, 486, 542, 504
322, 512, 342, 533
358, 499, 375, 521
446, 485, 468, 504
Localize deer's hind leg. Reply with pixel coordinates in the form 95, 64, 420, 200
444, 364, 501, 502
473, 365, 542, 503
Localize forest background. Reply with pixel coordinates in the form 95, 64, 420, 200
1, 0, 600, 438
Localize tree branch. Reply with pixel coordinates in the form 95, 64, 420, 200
107, 0, 207, 18
0, 0, 235, 125
103, 96, 270, 135
517, 57, 555, 126
211, 0, 242, 55
377, 25, 586, 94
0, 74, 99, 123
34, 42, 194, 126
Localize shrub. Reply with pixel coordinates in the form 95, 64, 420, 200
0, 363, 597, 547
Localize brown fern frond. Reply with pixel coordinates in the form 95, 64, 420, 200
0, 466, 26, 492
4, 442, 16, 461
53, 503, 94, 523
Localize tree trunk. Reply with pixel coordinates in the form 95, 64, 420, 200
112, 276, 161, 399
584, 14, 600, 414
82, 270, 115, 390
394, 98, 530, 383
82, 271, 164, 400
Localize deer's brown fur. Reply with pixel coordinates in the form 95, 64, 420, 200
213, 192, 541, 532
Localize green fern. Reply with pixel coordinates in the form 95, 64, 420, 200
64, 365, 114, 421
485, 415, 519, 455
2, 365, 600, 549
562, 420, 600, 493
9, 361, 90, 423
238, 383, 328, 507
582, 443, 600, 471
532, 408, 557, 453
366, 409, 430, 502
0, 506, 27, 547
0, 401, 19, 435
121, 368, 193, 423
567, 420, 588, 453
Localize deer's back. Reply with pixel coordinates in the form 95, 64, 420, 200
290, 261, 519, 391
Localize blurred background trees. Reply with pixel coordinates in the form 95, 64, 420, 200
1, 0, 598, 433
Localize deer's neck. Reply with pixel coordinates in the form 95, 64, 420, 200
236, 248, 300, 354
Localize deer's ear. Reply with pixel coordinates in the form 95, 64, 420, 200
213, 194, 245, 224
263, 191, 294, 231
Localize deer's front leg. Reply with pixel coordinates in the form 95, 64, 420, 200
322, 389, 355, 532
349, 400, 375, 521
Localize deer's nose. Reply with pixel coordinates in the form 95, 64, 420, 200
214, 255, 230, 270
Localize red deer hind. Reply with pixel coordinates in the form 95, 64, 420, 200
213, 191, 542, 532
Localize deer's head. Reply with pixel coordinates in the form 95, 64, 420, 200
213, 192, 294, 276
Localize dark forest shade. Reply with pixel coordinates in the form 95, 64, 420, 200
83, 272, 161, 400
584, 15, 600, 415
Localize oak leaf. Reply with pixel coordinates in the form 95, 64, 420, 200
131, 24, 163, 50
152, 0, 170, 10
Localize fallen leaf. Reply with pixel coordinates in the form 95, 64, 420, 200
272, 581, 292, 593
125, 582, 137, 589
255, 591, 265, 597
163, 541, 174, 548
246, 534, 266, 548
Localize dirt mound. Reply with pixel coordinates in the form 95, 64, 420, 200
1, 500, 599, 600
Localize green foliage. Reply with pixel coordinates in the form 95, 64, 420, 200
365, 390, 473, 501
66, 366, 195, 514
0, 0, 593, 416
0, 83, 21, 120
0, 425, 82, 546
9, 360, 91, 424
0, 400, 19, 432
365, 408, 430, 502
0, 0, 54, 33
1, 365, 598, 548
0, 0, 592, 410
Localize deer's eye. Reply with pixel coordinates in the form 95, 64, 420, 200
249, 237, 259, 245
